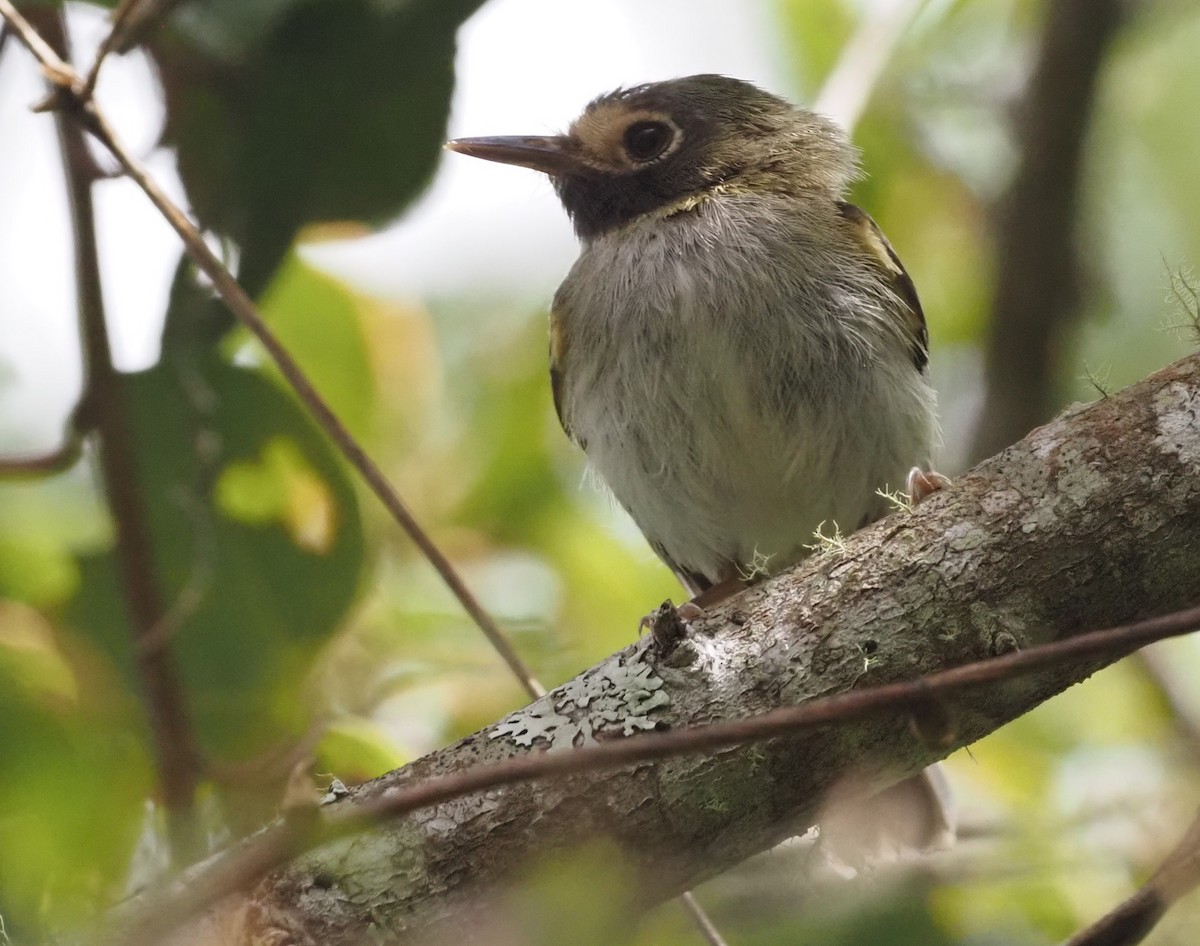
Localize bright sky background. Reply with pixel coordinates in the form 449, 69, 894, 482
0, 0, 784, 453
307, 0, 787, 299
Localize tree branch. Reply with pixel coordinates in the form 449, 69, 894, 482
0, 433, 82, 477
971, 0, 1126, 460
106, 347, 1200, 944
80, 0, 142, 98
32, 9, 202, 863
0, 0, 544, 700
105, 601, 1200, 945
1064, 806, 1200, 946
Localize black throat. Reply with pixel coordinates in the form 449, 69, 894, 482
553, 172, 709, 239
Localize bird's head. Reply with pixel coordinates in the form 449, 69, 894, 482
447, 74, 859, 239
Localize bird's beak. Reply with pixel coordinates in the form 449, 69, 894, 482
445, 135, 580, 175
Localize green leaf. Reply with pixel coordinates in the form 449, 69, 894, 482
65, 356, 365, 758
151, 0, 487, 293
0, 625, 151, 930
247, 254, 376, 441
315, 717, 408, 785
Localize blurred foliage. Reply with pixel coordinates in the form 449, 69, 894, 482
154, 0, 487, 293
2, 0, 1200, 943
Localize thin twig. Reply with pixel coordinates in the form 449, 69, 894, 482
32, 7, 201, 863
106, 602, 1200, 943
109, 0, 191, 55
0, 0, 73, 87
81, 0, 143, 98
0, 0, 545, 701
680, 891, 731, 946
0, 435, 82, 476
813, 0, 926, 134
1063, 806, 1200, 946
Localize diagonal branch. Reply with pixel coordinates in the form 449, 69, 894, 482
0, 434, 82, 477
105, 345, 1200, 944
0, 0, 544, 701
80, 0, 144, 97
1064, 806, 1200, 946
104, 601, 1200, 945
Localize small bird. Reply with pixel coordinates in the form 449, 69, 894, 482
449, 76, 953, 856
448, 75, 944, 608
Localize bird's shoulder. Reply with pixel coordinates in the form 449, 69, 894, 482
834, 201, 929, 371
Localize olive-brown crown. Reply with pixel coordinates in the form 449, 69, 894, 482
553, 75, 860, 237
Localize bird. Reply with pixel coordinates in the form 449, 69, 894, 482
447, 74, 945, 609
447, 75, 954, 856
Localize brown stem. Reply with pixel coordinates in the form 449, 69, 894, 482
0, 0, 545, 702
0, 436, 82, 477
1064, 807, 1200, 946
34, 10, 201, 863
80, 0, 141, 97
679, 891, 731, 946
970, 0, 1125, 461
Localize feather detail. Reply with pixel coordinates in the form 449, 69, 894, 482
836, 201, 929, 372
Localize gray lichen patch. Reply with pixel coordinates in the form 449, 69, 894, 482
491, 639, 670, 750
294, 819, 426, 911
1155, 382, 1200, 468
1052, 441, 1110, 508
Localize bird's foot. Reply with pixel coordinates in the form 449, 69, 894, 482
636, 572, 746, 634
638, 600, 705, 637
906, 466, 951, 505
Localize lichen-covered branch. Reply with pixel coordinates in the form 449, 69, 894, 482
143, 348, 1200, 945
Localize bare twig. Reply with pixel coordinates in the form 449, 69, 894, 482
0, 435, 82, 476
81, 0, 144, 98
0, 0, 73, 87
32, 8, 201, 862
680, 891, 731, 946
106, 603, 1200, 943
109, 0, 191, 55
84, 106, 548, 700
0, 0, 545, 701
971, 0, 1126, 460
1064, 806, 1200, 946
813, 0, 926, 134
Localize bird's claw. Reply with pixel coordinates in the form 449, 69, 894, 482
906, 467, 951, 505
638, 600, 705, 636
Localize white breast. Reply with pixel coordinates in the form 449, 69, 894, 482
555, 193, 938, 586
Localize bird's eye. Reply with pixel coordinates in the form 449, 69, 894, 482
623, 120, 675, 162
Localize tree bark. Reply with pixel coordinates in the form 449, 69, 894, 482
171, 349, 1200, 945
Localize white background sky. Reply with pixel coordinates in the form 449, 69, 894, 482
0, 0, 785, 453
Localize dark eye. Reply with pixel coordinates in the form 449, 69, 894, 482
623, 120, 675, 162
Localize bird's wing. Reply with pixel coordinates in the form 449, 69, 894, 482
836, 201, 929, 371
